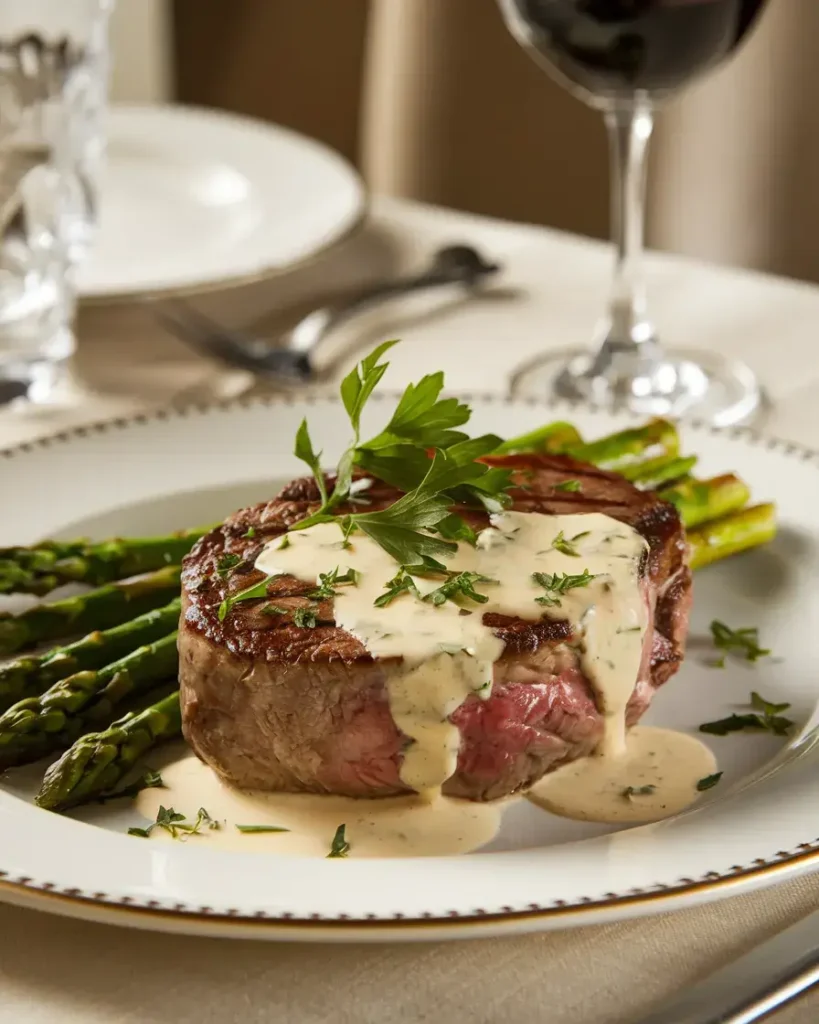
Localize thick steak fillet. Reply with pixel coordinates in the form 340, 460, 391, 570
179, 454, 690, 801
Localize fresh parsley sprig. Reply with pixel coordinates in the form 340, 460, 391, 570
290, 344, 512, 556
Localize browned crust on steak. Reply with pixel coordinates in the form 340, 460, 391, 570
181, 454, 687, 666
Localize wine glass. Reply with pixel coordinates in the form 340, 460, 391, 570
498, 0, 770, 426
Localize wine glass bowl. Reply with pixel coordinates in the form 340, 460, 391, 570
499, 0, 771, 426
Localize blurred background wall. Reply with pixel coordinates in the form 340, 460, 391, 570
113, 0, 819, 285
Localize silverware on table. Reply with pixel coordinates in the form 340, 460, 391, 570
634, 904, 819, 1023
154, 244, 500, 384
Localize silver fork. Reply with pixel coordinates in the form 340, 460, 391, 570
153, 244, 500, 385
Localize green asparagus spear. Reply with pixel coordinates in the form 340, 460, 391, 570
494, 421, 583, 455
568, 419, 679, 473
0, 632, 179, 769
688, 504, 776, 571
623, 454, 698, 488
0, 527, 211, 596
661, 474, 751, 531
36, 689, 181, 811
0, 565, 181, 657
0, 599, 181, 713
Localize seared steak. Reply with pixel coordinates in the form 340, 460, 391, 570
179, 454, 690, 801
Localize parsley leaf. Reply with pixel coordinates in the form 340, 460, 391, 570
709, 620, 770, 667
293, 607, 318, 629
242, 527, 257, 539
361, 371, 471, 451
349, 477, 456, 565
327, 823, 350, 858
532, 569, 599, 607
294, 418, 329, 507
696, 772, 723, 792
340, 340, 398, 438
434, 514, 478, 546
554, 479, 581, 493
261, 603, 288, 617
218, 575, 280, 621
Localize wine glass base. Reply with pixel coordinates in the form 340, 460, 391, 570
510, 347, 762, 428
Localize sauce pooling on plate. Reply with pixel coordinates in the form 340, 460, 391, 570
256, 509, 650, 795
528, 726, 718, 824
136, 751, 504, 857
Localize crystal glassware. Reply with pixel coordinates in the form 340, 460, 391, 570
498, 0, 770, 426
0, 0, 113, 406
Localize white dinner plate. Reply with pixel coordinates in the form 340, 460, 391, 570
0, 395, 817, 942
77, 105, 367, 302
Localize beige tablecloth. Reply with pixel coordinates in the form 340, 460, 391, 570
1, 197, 818, 1023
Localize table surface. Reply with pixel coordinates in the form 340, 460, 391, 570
2, 195, 819, 1024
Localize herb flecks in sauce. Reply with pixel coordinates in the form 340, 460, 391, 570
529, 726, 717, 824
622, 784, 656, 799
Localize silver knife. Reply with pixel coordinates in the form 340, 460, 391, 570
635, 905, 819, 1023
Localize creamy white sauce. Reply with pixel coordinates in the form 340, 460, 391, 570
527, 726, 718, 824
135, 752, 503, 857
255, 510, 648, 794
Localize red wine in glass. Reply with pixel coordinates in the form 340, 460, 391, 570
499, 0, 771, 425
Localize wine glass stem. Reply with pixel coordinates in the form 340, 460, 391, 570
603, 101, 655, 355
